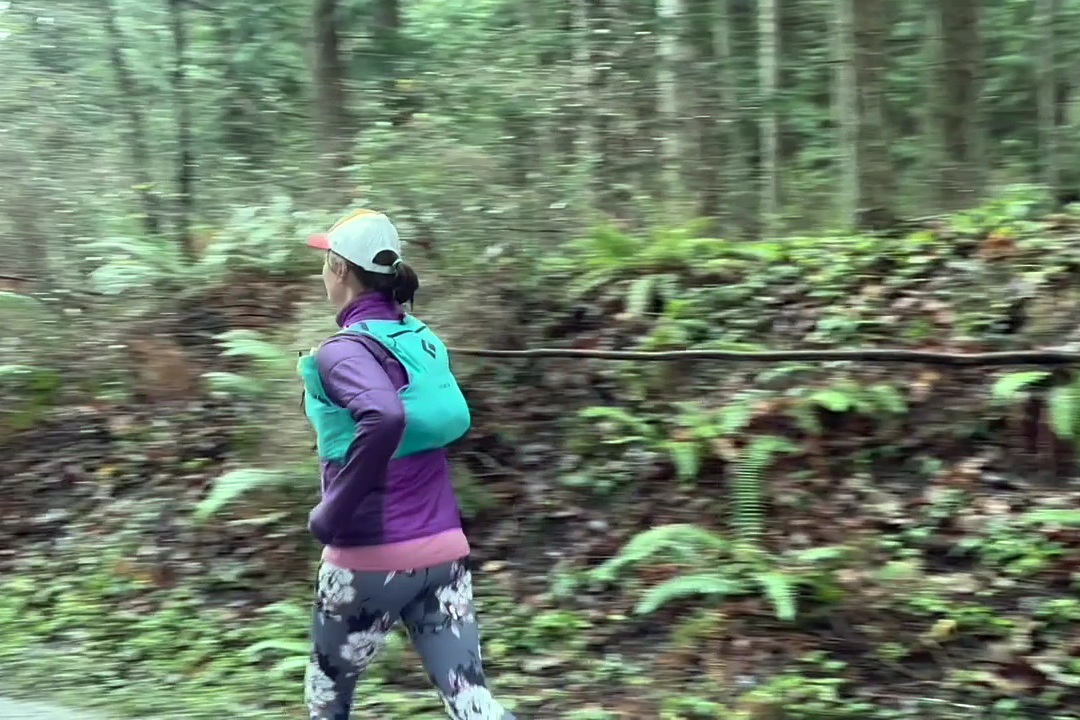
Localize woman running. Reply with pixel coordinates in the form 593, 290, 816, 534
298, 210, 517, 720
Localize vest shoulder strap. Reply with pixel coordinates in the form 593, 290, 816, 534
338, 316, 447, 371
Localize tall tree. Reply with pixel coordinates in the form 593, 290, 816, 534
832, 0, 894, 230
312, 0, 352, 199
1036, 0, 1061, 195
101, 0, 162, 236
757, 0, 780, 232
579, 0, 622, 217
714, 0, 748, 235
168, 0, 196, 257
930, 0, 984, 211
830, 0, 858, 226
657, 0, 687, 198
371, 0, 403, 123
686, 0, 722, 224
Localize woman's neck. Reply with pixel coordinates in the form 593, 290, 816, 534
335, 291, 403, 328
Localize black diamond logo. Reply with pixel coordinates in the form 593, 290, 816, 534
421, 339, 437, 359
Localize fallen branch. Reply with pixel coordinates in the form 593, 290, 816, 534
448, 346, 1080, 366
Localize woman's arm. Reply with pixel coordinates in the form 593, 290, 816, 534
308, 335, 405, 542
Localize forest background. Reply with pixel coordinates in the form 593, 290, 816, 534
3, 0, 1080, 718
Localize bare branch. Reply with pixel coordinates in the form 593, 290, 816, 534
447, 346, 1080, 366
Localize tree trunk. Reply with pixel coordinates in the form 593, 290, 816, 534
657, 0, 687, 197
931, 0, 983, 211
1036, 0, 1061, 195
580, 0, 623, 217
714, 0, 747, 236
686, 0, 721, 225
757, 0, 780, 233
101, 0, 162, 236
854, 0, 894, 229
834, 0, 894, 231
168, 0, 196, 258
312, 0, 352, 199
1061, 53, 1080, 202
830, 0, 858, 226
553, 3, 579, 161
623, 0, 665, 200
372, 0, 405, 124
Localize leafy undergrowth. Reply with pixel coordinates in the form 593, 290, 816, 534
4, 195, 1080, 719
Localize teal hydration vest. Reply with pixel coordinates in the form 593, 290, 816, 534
298, 315, 471, 463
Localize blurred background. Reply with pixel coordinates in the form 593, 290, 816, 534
3, 0, 1080, 718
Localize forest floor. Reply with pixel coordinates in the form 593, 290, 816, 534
4, 198, 1080, 719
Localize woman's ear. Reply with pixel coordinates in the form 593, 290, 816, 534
326, 252, 345, 278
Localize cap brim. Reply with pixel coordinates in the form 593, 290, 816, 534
307, 233, 331, 250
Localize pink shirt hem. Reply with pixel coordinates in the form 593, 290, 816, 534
322, 528, 471, 572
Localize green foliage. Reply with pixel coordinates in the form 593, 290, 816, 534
87, 199, 325, 297
993, 370, 1080, 449
241, 602, 314, 681
5, 0, 1080, 711
9, 204, 1080, 717
194, 466, 303, 520
0, 363, 61, 432
992, 370, 1052, 400
216, 329, 299, 378
192, 328, 322, 519
86, 232, 197, 296
0, 290, 44, 313
636, 573, 741, 615
592, 524, 730, 583
730, 435, 797, 547
594, 520, 842, 621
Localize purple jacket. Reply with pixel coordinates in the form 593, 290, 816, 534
306, 293, 464, 547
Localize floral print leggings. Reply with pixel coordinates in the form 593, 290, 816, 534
304, 558, 517, 720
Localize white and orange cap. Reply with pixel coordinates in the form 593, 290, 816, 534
307, 209, 403, 275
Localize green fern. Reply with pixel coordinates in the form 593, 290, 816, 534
639, 232, 729, 269
865, 383, 907, 415
244, 637, 310, 659
635, 573, 740, 614
993, 371, 1080, 450
1023, 509, 1080, 527
991, 370, 1051, 401
565, 266, 620, 300
663, 440, 701, 482
200, 196, 320, 276
201, 371, 269, 399
86, 234, 195, 295
217, 329, 295, 368
194, 467, 295, 520
0, 291, 51, 349
0, 364, 36, 379
243, 627, 311, 680
625, 274, 677, 317
579, 405, 658, 445
0, 291, 43, 312
86, 201, 323, 297
731, 435, 796, 548
659, 396, 764, 483
0, 364, 62, 431
755, 570, 797, 621
807, 387, 858, 413
1047, 377, 1080, 445
590, 524, 729, 583
714, 394, 760, 436
791, 381, 906, 434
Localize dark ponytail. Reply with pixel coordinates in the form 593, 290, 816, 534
348, 249, 420, 306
